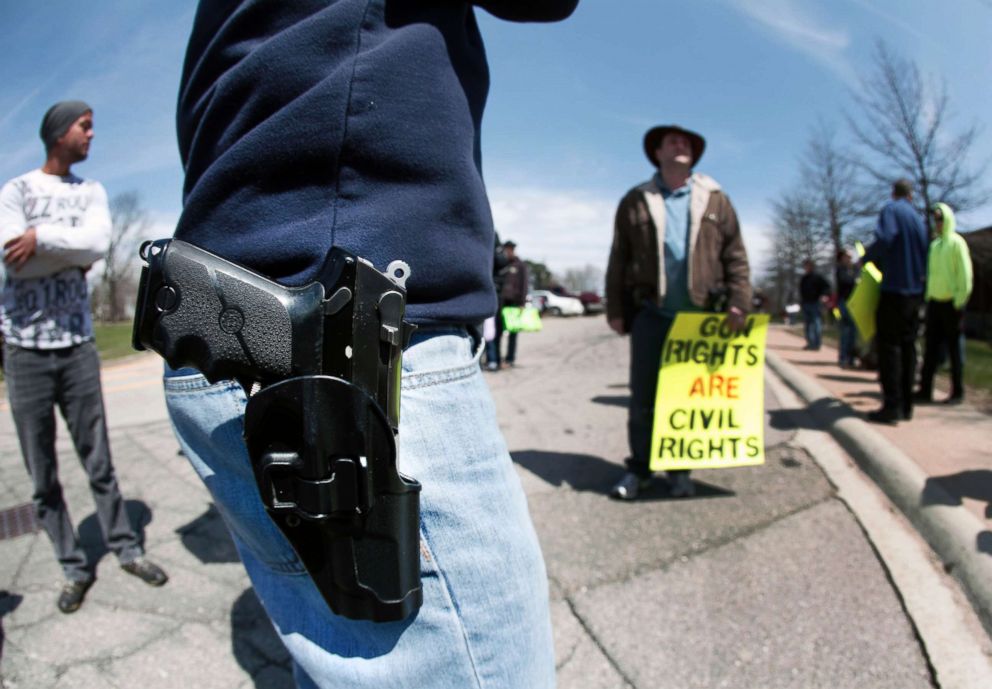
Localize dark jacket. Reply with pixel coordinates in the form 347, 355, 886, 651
175, 0, 578, 326
605, 173, 750, 330
499, 256, 528, 306
864, 199, 927, 296
799, 271, 830, 304
835, 264, 856, 301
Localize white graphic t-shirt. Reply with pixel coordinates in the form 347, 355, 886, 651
0, 169, 112, 349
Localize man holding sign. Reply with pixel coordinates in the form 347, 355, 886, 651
606, 124, 751, 500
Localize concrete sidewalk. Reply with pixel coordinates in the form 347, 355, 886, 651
766, 325, 992, 631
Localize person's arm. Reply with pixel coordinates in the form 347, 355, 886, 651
0, 181, 50, 275
952, 238, 973, 311
0, 180, 29, 249
605, 195, 631, 334
33, 182, 112, 267
474, 0, 579, 22
718, 196, 751, 324
519, 261, 529, 305
819, 274, 831, 301
863, 205, 894, 268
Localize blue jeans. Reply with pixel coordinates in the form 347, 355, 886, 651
801, 302, 822, 350
837, 301, 856, 365
163, 329, 554, 688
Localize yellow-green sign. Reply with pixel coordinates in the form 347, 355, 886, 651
845, 240, 882, 342
649, 313, 770, 472
501, 305, 543, 333
846, 264, 882, 343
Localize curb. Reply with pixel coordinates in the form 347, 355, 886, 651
766, 350, 992, 634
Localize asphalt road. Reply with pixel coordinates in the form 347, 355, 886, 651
488, 315, 955, 689
1, 315, 988, 688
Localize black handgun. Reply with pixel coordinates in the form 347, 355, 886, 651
133, 238, 421, 622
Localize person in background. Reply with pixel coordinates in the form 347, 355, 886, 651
489, 240, 528, 370
914, 202, 973, 405
0, 101, 168, 614
835, 249, 857, 367
863, 179, 928, 425
484, 234, 509, 371
798, 259, 830, 351
605, 124, 750, 501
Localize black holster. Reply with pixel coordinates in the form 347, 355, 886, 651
132, 238, 421, 622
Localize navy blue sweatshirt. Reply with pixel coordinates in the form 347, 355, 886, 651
864, 198, 928, 296
174, 0, 577, 325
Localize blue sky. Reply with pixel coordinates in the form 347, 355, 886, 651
2, 0, 990, 279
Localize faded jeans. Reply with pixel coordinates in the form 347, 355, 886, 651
4, 342, 142, 581
801, 302, 822, 350
163, 328, 554, 688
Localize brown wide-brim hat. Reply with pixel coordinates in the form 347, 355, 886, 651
643, 124, 706, 168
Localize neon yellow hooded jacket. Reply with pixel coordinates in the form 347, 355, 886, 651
926, 202, 973, 309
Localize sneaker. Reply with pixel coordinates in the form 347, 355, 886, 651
610, 472, 651, 501
57, 579, 93, 614
484, 362, 499, 372
668, 472, 696, 498
943, 395, 964, 405
912, 391, 933, 404
121, 558, 168, 587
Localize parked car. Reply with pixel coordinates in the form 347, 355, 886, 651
548, 285, 603, 315
530, 289, 584, 317
578, 291, 604, 315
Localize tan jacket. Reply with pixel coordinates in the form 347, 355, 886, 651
605, 172, 750, 329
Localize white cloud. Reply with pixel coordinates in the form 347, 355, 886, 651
488, 186, 616, 276
724, 0, 858, 87
145, 211, 180, 241
739, 219, 775, 276
489, 186, 778, 286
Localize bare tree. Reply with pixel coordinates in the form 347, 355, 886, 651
848, 41, 989, 216
560, 264, 604, 294
763, 189, 832, 314
800, 122, 873, 256
96, 191, 151, 321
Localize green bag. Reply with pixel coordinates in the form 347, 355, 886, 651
501, 306, 543, 333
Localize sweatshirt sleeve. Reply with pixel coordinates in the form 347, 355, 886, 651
719, 195, 751, 313
474, 0, 579, 22
0, 180, 26, 249
33, 181, 112, 267
605, 194, 632, 324
863, 205, 895, 269
953, 237, 974, 310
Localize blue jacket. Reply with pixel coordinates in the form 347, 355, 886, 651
865, 198, 927, 296
175, 0, 577, 325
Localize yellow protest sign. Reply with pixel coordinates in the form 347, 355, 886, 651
846, 260, 882, 343
649, 313, 769, 472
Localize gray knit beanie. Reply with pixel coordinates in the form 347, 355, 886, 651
40, 101, 92, 149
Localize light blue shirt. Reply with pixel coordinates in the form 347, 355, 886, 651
654, 174, 694, 316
